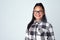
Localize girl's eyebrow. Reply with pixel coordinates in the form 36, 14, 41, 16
34, 10, 43, 11
34, 9, 43, 11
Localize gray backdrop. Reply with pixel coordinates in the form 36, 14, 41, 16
0, 0, 60, 40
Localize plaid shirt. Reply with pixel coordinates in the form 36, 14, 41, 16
25, 20, 55, 40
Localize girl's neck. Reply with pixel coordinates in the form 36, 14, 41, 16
34, 19, 41, 23
35, 19, 41, 22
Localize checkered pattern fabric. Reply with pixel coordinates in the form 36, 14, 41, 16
25, 20, 55, 40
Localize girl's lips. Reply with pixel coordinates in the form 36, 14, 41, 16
37, 15, 41, 17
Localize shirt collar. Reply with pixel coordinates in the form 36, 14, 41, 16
34, 20, 42, 24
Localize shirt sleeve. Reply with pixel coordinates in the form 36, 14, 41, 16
46, 23, 55, 40
25, 29, 29, 40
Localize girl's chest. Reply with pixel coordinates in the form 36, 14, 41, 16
29, 24, 48, 35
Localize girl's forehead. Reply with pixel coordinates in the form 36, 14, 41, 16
34, 6, 42, 9
34, 6, 43, 10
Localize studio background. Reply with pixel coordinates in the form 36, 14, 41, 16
0, 0, 60, 40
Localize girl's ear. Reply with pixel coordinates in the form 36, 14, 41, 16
43, 11, 45, 15
43, 13, 45, 16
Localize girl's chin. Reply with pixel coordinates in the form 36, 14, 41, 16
36, 17, 41, 18
36, 17, 41, 20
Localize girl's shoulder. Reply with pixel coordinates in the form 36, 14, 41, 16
41, 21, 53, 28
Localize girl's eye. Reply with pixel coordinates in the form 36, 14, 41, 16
33, 10, 43, 13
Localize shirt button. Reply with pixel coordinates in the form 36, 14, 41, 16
36, 23, 38, 24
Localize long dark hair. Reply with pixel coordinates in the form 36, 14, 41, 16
27, 3, 47, 30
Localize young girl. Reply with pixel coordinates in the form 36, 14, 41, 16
25, 3, 55, 40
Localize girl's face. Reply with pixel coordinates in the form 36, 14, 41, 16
33, 6, 44, 20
